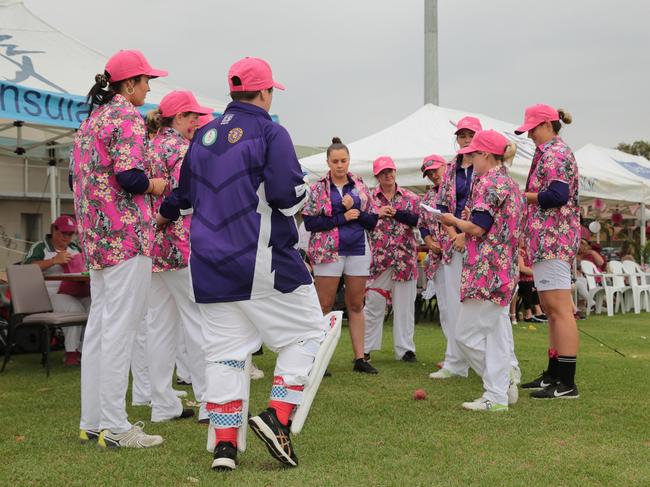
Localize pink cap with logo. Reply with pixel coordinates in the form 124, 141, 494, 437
105, 50, 168, 82
458, 130, 509, 156
159, 91, 213, 118
514, 104, 559, 135
421, 154, 446, 176
228, 57, 285, 92
53, 215, 77, 233
454, 116, 482, 135
373, 156, 397, 176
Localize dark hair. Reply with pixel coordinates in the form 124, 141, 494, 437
326, 137, 349, 158
551, 108, 573, 134
229, 75, 273, 101
86, 71, 142, 112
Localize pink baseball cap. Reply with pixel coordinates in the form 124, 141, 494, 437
228, 57, 285, 92
197, 113, 214, 128
454, 116, 482, 135
159, 91, 213, 117
53, 215, 77, 233
373, 156, 397, 176
105, 50, 168, 82
514, 104, 559, 135
421, 154, 446, 176
458, 130, 509, 155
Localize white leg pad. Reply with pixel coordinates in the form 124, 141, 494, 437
290, 311, 342, 435
205, 355, 252, 453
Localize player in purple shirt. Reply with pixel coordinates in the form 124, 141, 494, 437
158, 57, 327, 471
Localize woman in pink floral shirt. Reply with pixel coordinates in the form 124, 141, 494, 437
71, 50, 168, 448
429, 116, 481, 380
363, 156, 421, 363
302, 138, 378, 374
419, 154, 446, 283
516, 105, 580, 400
439, 130, 523, 412
145, 91, 213, 423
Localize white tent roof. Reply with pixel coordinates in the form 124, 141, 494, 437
300, 104, 650, 205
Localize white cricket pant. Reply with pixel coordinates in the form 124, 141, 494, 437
49, 292, 90, 352
439, 252, 469, 376
130, 315, 150, 405
80, 255, 152, 433
200, 284, 326, 407
455, 299, 512, 405
147, 268, 207, 422
363, 268, 416, 359
175, 325, 192, 383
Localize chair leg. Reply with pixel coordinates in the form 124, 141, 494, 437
1, 317, 17, 373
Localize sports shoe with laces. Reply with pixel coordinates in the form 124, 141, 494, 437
353, 358, 378, 374
211, 441, 237, 471
521, 370, 555, 390
98, 421, 163, 449
79, 429, 100, 443
248, 408, 298, 467
462, 398, 508, 412
401, 351, 417, 363
428, 368, 459, 379
530, 382, 579, 400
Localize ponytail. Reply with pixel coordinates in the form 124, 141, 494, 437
502, 142, 517, 166
85, 71, 142, 113
551, 108, 573, 134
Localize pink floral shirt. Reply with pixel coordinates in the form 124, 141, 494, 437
434, 157, 461, 265
368, 185, 420, 281
525, 137, 580, 264
70, 94, 153, 270
461, 166, 524, 307
302, 172, 371, 265
420, 186, 442, 281
147, 127, 190, 272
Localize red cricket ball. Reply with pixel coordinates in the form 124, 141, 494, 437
413, 389, 427, 400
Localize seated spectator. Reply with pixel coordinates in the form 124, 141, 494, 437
23, 215, 90, 366
578, 238, 606, 270
518, 246, 546, 322
619, 241, 636, 262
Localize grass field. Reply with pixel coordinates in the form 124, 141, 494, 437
1, 313, 649, 487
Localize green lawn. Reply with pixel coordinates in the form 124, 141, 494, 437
1, 313, 649, 487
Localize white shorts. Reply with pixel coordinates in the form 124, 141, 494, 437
313, 253, 371, 277
533, 259, 572, 291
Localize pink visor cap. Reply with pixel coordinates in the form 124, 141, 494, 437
514, 104, 559, 135
159, 91, 213, 118
373, 156, 397, 176
53, 215, 77, 233
421, 154, 446, 176
105, 50, 168, 82
458, 130, 509, 156
454, 116, 482, 135
228, 57, 285, 92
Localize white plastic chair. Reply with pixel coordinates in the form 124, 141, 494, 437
607, 261, 633, 312
580, 260, 625, 316
621, 260, 650, 313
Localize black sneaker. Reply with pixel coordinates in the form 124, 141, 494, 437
532, 315, 548, 323
249, 408, 297, 467
173, 408, 195, 420
521, 371, 555, 390
523, 317, 537, 323
530, 382, 579, 400
176, 378, 192, 386
401, 351, 417, 363
364, 353, 371, 362
211, 441, 237, 471
353, 358, 378, 374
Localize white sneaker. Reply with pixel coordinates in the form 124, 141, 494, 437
131, 400, 151, 406
173, 389, 188, 398
250, 363, 265, 380
98, 421, 164, 448
507, 381, 519, 405
429, 368, 458, 379
462, 398, 508, 412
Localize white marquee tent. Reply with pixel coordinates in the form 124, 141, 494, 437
0, 0, 228, 222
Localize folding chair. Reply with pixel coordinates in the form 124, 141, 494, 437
2, 265, 88, 377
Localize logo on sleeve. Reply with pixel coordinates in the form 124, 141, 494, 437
220, 114, 234, 125
202, 128, 217, 146
228, 128, 244, 144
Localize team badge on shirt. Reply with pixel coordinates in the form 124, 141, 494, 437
221, 114, 234, 125
228, 128, 244, 144
202, 128, 217, 146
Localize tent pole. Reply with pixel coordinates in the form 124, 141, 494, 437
641, 202, 647, 249
424, 0, 439, 105
48, 165, 57, 222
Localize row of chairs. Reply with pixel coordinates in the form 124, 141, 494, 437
581, 260, 650, 316
1, 264, 88, 377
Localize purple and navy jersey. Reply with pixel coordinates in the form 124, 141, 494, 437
163, 101, 311, 303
